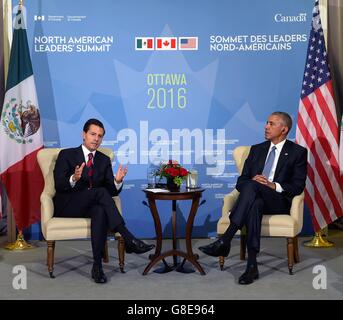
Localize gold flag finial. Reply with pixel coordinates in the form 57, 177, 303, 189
19, 0, 23, 7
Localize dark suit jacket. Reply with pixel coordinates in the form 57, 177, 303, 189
53, 145, 122, 215
236, 140, 307, 203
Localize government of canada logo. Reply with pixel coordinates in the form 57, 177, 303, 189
1, 98, 41, 144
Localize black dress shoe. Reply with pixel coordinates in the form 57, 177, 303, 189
238, 265, 259, 285
91, 264, 107, 284
125, 239, 155, 254
198, 239, 230, 257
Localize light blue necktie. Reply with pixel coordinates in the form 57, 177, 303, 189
262, 146, 276, 178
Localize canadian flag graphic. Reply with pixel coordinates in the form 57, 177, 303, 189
156, 37, 177, 50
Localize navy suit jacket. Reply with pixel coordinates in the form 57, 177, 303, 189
236, 140, 307, 204
53, 145, 121, 215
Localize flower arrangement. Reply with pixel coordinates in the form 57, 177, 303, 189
156, 160, 189, 187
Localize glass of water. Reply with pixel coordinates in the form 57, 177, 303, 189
186, 169, 198, 189
147, 166, 156, 188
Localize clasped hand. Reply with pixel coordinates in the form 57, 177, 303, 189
252, 175, 276, 190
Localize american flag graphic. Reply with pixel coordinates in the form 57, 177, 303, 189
179, 37, 198, 50
295, 0, 343, 231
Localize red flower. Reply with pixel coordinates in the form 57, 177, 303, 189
180, 168, 188, 176
156, 160, 190, 186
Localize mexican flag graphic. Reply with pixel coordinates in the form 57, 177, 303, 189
136, 37, 154, 50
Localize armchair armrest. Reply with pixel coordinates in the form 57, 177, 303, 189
217, 189, 240, 236
113, 196, 122, 215
289, 192, 305, 233
40, 193, 54, 239
222, 189, 239, 217
112, 196, 123, 239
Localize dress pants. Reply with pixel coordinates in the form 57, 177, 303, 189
229, 180, 291, 253
55, 187, 124, 263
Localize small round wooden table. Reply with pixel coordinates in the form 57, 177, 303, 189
142, 188, 206, 276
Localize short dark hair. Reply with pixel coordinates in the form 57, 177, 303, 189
271, 111, 292, 133
83, 118, 105, 135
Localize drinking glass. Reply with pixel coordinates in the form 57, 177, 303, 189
186, 169, 198, 188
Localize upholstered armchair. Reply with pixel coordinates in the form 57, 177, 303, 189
37, 148, 125, 278
217, 146, 304, 275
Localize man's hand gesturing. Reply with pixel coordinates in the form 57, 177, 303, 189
72, 162, 85, 182
115, 164, 128, 183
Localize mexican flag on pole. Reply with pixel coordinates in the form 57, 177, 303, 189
0, 4, 44, 231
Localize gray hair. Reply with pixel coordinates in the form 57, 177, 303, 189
271, 111, 292, 133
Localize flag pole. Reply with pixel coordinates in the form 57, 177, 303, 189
303, 230, 334, 248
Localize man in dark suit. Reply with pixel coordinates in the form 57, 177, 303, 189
53, 118, 154, 284
199, 112, 307, 284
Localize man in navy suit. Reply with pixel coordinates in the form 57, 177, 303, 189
53, 118, 154, 283
199, 112, 307, 284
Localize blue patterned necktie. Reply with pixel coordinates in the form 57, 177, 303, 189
262, 146, 276, 178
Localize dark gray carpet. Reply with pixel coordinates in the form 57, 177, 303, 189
1, 232, 342, 300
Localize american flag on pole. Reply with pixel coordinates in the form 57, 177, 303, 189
340, 115, 343, 176
0, 184, 2, 219
296, 0, 343, 232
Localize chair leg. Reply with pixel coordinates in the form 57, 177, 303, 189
240, 234, 247, 261
293, 236, 300, 263
103, 240, 109, 263
117, 235, 125, 273
286, 238, 294, 275
219, 256, 225, 271
47, 240, 55, 278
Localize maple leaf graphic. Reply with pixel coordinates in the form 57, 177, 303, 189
163, 40, 170, 47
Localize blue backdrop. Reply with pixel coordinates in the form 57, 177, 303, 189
18, 0, 314, 238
